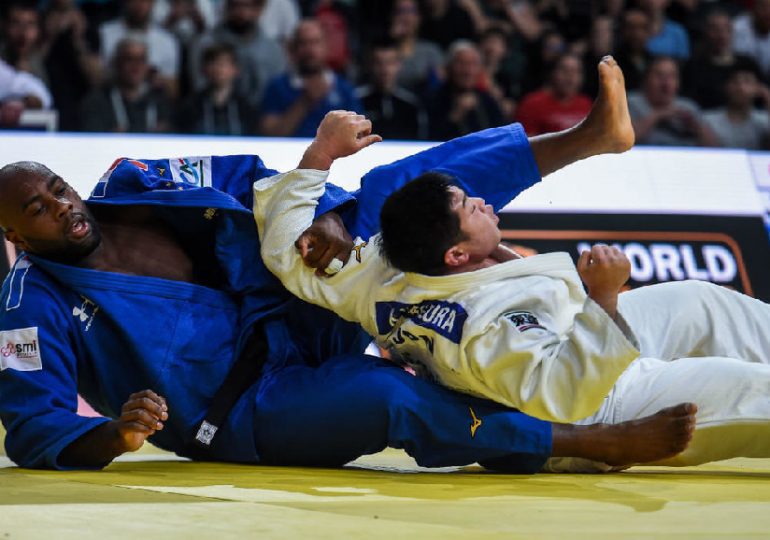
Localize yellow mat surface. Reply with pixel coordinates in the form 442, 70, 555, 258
3, 438, 770, 539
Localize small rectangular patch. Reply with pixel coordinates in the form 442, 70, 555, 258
0, 326, 42, 371
502, 310, 546, 332
170, 157, 212, 188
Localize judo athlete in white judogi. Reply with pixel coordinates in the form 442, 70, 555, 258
255, 164, 770, 471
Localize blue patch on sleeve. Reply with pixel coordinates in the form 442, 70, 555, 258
375, 300, 467, 344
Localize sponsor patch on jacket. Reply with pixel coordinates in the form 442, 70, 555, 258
170, 157, 212, 188
0, 327, 42, 371
375, 300, 467, 344
503, 310, 545, 332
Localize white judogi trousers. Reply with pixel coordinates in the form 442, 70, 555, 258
547, 280, 770, 472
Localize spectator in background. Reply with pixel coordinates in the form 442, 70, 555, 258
614, 8, 654, 91
733, 0, 770, 77
428, 40, 503, 140
522, 29, 566, 94
1, 2, 48, 82
177, 43, 259, 135
313, 0, 353, 73
581, 15, 615, 98
639, 0, 690, 60
684, 9, 759, 110
259, 0, 301, 43
356, 40, 428, 140
42, 0, 102, 131
515, 53, 591, 135
420, 0, 477, 50
80, 38, 173, 132
0, 57, 51, 128
389, 0, 444, 95
100, 0, 181, 97
259, 19, 361, 137
628, 56, 717, 146
190, 0, 286, 107
704, 65, 770, 149
479, 27, 521, 118
152, 0, 216, 44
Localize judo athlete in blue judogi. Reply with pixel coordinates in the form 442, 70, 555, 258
0, 61, 682, 470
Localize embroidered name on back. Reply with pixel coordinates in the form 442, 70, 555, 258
375, 300, 468, 344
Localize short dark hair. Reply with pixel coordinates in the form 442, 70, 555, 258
379, 172, 464, 275
202, 42, 237, 65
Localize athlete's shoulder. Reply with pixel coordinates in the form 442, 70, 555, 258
1, 256, 72, 322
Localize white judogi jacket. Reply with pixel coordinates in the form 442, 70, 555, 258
254, 170, 641, 423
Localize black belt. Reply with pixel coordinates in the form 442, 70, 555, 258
190, 324, 268, 452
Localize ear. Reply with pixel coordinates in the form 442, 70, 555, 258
4, 230, 29, 252
444, 244, 469, 268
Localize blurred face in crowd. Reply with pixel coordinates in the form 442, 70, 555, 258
114, 41, 150, 89
204, 52, 239, 89
124, 0, 154, 27
371, 47, 401, 91
391, 0, 421, 40
753, 0, 770, 34
550, 55, 584, 99
704, 12, 733, 55
448, 45, 482, 91
726, 70, 760, 109
639, 0, 669, 17
591, 16, 614, 56
225, 0, 264, 33
291, 21, 327, 76
644, 58, 679, 107
480, 31, 507, 66
541, 32, 565, 65
622, 9, 652, 52
5, 7, 40, 56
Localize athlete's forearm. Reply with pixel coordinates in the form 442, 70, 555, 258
58, 420, 130, 468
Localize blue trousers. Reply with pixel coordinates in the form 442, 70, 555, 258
251, 301, 553, 473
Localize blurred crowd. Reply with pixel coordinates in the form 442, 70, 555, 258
1, 0, 770, 149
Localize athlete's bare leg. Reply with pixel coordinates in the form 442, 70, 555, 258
530, 55, 635, 177
552, 403, 697, 467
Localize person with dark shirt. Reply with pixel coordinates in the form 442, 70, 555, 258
614, 8, 654, 92
1, 1, 48, 83
684, 9, 760, 110
80, 38, 173, 133
428, 40, 504, 141
177, 43, 259, 136
356, 41, 428, 140
42, 0, 102, 131
419, 0, 476, 50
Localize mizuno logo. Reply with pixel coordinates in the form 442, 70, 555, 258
469, 407, 482, 438
352, 241, 368, 263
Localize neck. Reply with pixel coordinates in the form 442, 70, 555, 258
442, 244, 520, 275
211, 84, 233, 105
727, 103, 751, 120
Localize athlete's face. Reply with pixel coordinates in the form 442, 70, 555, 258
448, 186, 501, 262
0, 169, 101, 263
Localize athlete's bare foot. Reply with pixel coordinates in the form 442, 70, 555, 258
552, 403, 697, 467
580, 55, 635, 155
529, 56, 635, 177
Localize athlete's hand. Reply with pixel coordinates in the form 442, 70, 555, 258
299, 111, 382, 170
112, 389, 168, 453
577, 245, 630, 318
296, 211, 353, 276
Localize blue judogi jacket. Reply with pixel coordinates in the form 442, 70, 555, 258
0, 124, 541, 469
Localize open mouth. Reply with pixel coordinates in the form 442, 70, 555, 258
68, 215, 90, 240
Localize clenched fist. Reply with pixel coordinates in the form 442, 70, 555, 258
577, 245, 630, 318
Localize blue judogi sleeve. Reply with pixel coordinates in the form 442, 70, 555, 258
347, 123, 541, 239
0, 261, 109, 469
89, 155, 353, 216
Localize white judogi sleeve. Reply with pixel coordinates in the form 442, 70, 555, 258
459, 296, 640, 423
253, 169, 389, 332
